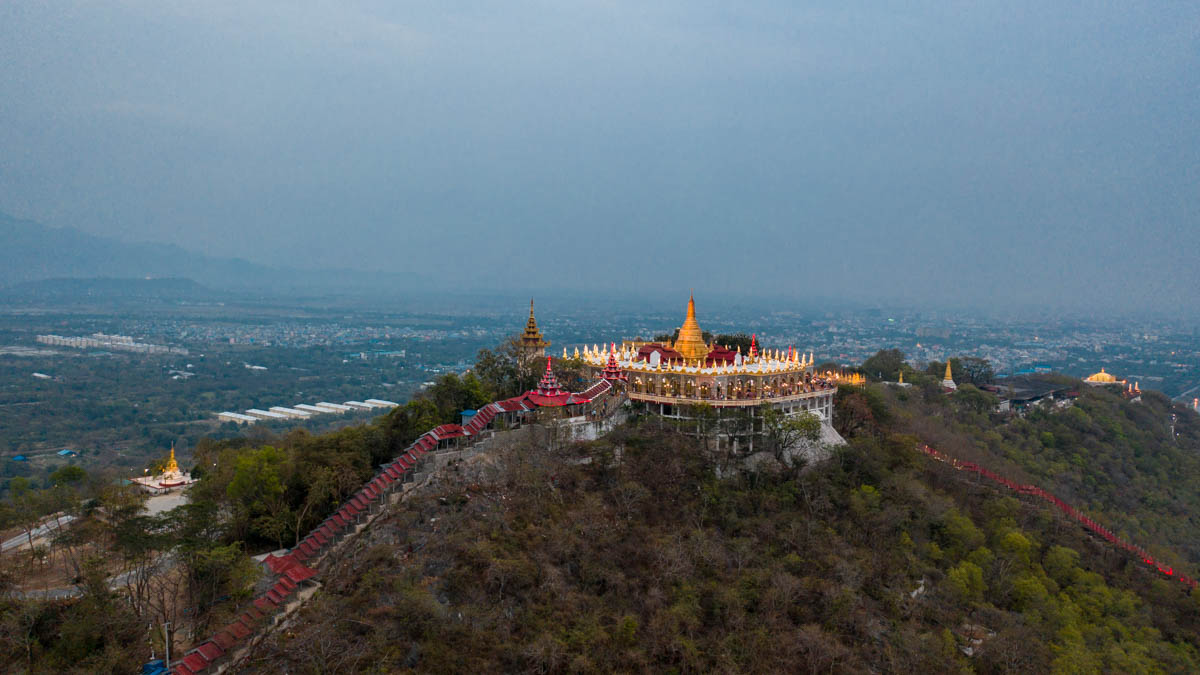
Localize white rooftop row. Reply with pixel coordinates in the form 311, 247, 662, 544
215, 398, 399, 425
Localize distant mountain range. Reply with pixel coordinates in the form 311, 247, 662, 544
0, 211, 405, 295
0, 276, 222, 302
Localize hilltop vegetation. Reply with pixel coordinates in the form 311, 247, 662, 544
852, 371, 1200, 574
248, 387, 1200, 673
3, 345, 1200, 673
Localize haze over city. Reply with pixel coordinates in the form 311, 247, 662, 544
2, 2, 1198, 313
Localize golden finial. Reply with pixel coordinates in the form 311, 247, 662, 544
898, 370, 904, 384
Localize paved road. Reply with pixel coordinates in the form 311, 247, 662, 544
0, 515, 75, 552
4, 494, 187, 599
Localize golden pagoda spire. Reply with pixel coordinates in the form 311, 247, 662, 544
674, 293, 709, 361
898, 370, 904, 384
520, 299, 550, 356
165, 443, 179, 474
942, 359, 957, 391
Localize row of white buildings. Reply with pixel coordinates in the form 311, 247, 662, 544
216, 399, 398, 425
37, 333, 188, 355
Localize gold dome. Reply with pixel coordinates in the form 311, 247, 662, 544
1085, 368, 1117, 383
673, 294, 709, 361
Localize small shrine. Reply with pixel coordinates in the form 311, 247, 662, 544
132, 445, 197, 494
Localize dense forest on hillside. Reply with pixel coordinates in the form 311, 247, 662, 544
245, 390, 1200, 673
854, 373, 1200, 575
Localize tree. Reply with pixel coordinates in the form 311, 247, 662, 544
427, 372, 491, 420
474, 335, 539, 399
925, 357, 991, 385
713, 333, 753, 354
860, 349, 906, 381
226, 445, 288, 544
957, 357, 994, 386
165, 502, 256, 640
760, 406, 821, 467
834, 390, 877, 439
946, 560, 986, 602
48, 465, 86, 487
291, 466, 338, 547
8, 478, 49, 566
53, 555, 144, 667
952, 384, 996, 415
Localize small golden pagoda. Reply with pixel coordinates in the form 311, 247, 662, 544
164, 444, 179, 474
941, 360, 957, 391
132, 443, 194, 493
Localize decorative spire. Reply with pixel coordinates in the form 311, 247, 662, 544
535, 357, 564, 396
749, 333, 758, 358
521, 299, 551, 356
898, 370, 904, 384
601, 342, 628, 382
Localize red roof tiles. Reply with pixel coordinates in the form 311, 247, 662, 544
196, 641, 224, 661
212, 630, 237, 651
180, 653, 208, 673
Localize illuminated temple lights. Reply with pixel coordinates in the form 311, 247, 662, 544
576, 295, 857, 407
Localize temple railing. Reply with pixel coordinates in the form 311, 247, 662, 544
628, 387, 835, 408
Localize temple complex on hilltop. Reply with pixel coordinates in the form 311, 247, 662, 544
416, 295, 851, 462
132, 445, 196, 494
566, 295, 852, 452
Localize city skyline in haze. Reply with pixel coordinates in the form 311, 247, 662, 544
1, 2, 1198, 315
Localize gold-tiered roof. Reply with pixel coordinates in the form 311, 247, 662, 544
673, 294, 709, 361
521, 299, 550, 351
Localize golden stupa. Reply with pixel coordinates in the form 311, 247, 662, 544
672, 294, 710, 362
164, 444, 179, 474
1084, 367, 1118, 384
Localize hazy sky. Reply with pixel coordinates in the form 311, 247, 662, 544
1, 2, 1197, 312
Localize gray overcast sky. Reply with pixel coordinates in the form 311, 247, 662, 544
1, 1, 1197, 312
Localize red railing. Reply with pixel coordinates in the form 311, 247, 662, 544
917, 444, 1196, 591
